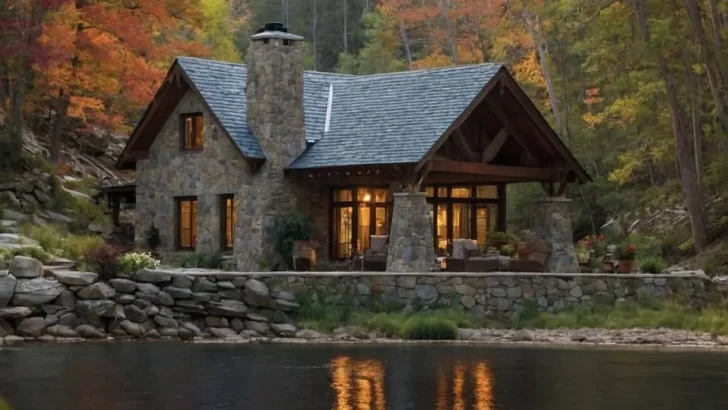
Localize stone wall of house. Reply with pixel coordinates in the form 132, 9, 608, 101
386, 192, 436, 272
135, 90, 253, 257
534, 197, 579, 273
236, 34, 308, 270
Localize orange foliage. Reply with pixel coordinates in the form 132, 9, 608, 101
32, 0, 208, 132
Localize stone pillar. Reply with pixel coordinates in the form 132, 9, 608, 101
386, 192, 436, 272
236, 23, 308, 271
534, 197, 579, 273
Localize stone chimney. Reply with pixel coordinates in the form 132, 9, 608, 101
245, 22, 306, 166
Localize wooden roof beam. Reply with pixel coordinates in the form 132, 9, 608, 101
452, 128, 477, 161
485, 99, 540, 163
430, 160, 562, 181
481, 127, 508, 163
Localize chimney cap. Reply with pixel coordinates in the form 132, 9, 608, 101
251, 22, 304, 41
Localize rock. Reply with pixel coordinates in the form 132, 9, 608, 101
3, 335, 24, 344
109, 278, 137, 294
12, 278, 65, 306
135, 269, 171, 283
205, 316, 225, 328
134, 292, 159, 305
207, 300, 247, 317
295, 329, 322, 339
33, 189, 50, 204
177, 327, 193, 340
51, 271, 97, 286
133, 298, 152, 309
414, 285, 438, 304
356, 283, 371, 296
0, 318, 13, 337
124, 305, 147, 323
141, 319, 156, 334
243, 279, 273, 308
192, 292, 214, 303
46, 325, 78, 338
159, 327, 178, 338
277, 291, 296, 302
55, 290, 75, 307
570, 286, 584, 298
76, 300, 116, 325
230, 318, 245, 333
172, 276, 193, 289
217, 281, 235, 290
59, 312, 80, 328
461, 295, 476, 309
63, 188, 93, 202
173, 300, 206, 314
275, 299, 300, 312
9, 256, 43, 278
144, 329, 162, 339
153, 315, 177, 328
41, 304, 66, 315
271, 323, 297, 337
244, 320, 269, 334
0, 233, 38, 250
180, 321, 203, 337
144, 305, 159, 317
0, 274, 16, 307
0, 306, 31, 319
75, 324, 106, 339
46, 211, 73, 224
232, 277, 247, 288
114, 304, 126, 320
0, 220, 17, 232
209, 327, 242, 339
120, 320, 143, 337
245, 312, 268, 322
157, 291, 174, 306
87, 223, 107, 234
239, 330, 260, 338
16, 317, 46, 337
136, 283, 160, 295
218, 289, 242, 299
163, 285, 192, 299
489, 287, 507, 297
510, 331, 533, 342
192, 278, 218, 292
77, 282, 116, 300
2, 209, 26, 222
117, 294, 135, 305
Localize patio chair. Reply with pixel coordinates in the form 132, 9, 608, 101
363, 235, 388, 271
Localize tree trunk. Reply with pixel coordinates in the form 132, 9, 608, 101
633, 0, 708, 252
707, 0, 724, 58
8, 76, 24, 171
400, 21, 413, 69
688, 61, 703, 185
311, 0, 317, 71
343, 0, 347, 54
439, 0, 457, 63
50, 89, 70, 168
683, 0, 728, 136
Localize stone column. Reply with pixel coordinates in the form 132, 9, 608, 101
386, 192, 436, 272
533, 197, 579, 273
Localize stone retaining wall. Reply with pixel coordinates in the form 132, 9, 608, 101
0, 258, 715, 343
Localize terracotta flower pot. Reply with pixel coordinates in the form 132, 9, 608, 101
617, 259, 634, 274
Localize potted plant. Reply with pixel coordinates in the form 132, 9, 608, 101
293, 239, 319, 271
616, 243, 636, 273
499, 244, 515, 257
516, 229, 535, 260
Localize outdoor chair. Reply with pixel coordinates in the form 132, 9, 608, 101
363, 235, 388, 271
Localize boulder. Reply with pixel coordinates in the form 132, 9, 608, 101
9, 256, 43, 278
46, 325, 79, 338
75, 324, 106, 339
205, 316, 226, 328
44, 314, 59, 326
119, 320, 143, 337
144, 329, 162, 339
295, 329, 323, 340
16, 317, 46, 337
271, 323, 297, 337
245, 312, 269, 322
277, 291, 297, 302
239, 330, 260, 338
0, 318, 13, 337
124, 305, 147, 323
87, 223, 108, 235
217, 281, 235, 290
51, 271, 97, 286
192, 278, 218, 292
109, 278, 137, 294
232, 277, 247, 288
2, 209, 26, 222
230, 318, 245, 333
180, 321, 203, 337
162, 285, 192, 299
173, 300, 205, 314
55, 289, 76, 307
0, 273, 16, 307
12, 278, 65, 306
209, 327, 242, 340
243, 279, 273, 308
0, 233, 39, 250
76, 300, 116, 325
207, 300, 247, 318
59, 312, 81, 328
143, 305, 159, 317
153, 315, 177, 328
77, 282, 116, 300
157, 291, 174, 306
192, 292, 215, 303
0, 306, 31, 319
244, 320, 269, 334
177, 327, 194, 340
158, 327, 178, 338
218, 289, 242, 300
136, 282, 160, 295
134, 292, 160, 305
275, 299, 300, 312
172, 275, 193, 289
117, 294, 135, 305
0, 220, 17, 232
46, 211, 73, 224
114, 304, 126, 320
135, 269, 171, 283
41, 304, 66, 315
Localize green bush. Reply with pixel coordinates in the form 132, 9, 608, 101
274, 213, 312, 269
47, 189, 110, 231
12, 247, 51, 263
117, 251, 160, 276
639, 256, 666, 274
401, 316, 458, 340
24, 224, 103, 262
178, 251, 224, 269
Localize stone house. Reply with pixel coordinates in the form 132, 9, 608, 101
114, 23, 590, 272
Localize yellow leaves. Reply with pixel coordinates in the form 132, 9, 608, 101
413, 48, 453, 69
511, 51, 545, 89
609, 151, 642, 185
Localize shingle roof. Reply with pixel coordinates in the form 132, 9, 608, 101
175, 56, 502, 167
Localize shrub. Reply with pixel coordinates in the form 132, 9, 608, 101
47, 189, 110, 232
486, 231, 510, 250
274, 213, 312, 269
640, 256, 666, 274
85, 244, 120, 280
178, 251, 223, 269
401, 316, 458, 340
116, 251, 160, 276
12, 246, 51, 263
24, 224, 104, 263
0, 248, 13, 262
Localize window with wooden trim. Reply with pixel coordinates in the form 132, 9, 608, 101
176, 197, 198, 250
220, 194, 237, 251
180, 113, 204, 150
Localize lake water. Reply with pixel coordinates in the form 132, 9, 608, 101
1, 343, 728, 410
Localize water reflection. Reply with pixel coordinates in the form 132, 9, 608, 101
330, 357, 493, 410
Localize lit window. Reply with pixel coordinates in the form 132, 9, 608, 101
221, 195, 237, 250
476, 185, 498, 199
451, 187, 471, 198
177, 197, 198, 250
180, 113, 204, 150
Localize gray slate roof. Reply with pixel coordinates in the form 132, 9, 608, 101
176, 56, 502, 167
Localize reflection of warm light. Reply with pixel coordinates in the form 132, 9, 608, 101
363, 193, 371, 202
330, 357, 385, 410
474, 362, 494, 410
453, 365, 465, 410
436, 368, 448, 410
